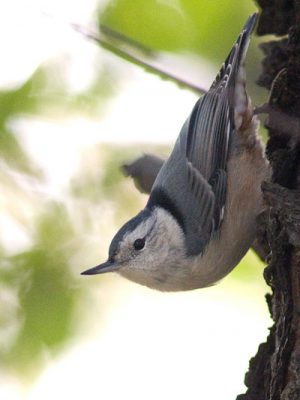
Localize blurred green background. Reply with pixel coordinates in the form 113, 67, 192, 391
0, 1, 270, 399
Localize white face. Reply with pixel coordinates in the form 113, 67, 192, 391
114, 208, 186, 290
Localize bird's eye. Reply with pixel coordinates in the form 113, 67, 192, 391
133, 238, 145, 251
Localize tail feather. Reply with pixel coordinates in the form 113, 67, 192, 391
210, 13, 258, 92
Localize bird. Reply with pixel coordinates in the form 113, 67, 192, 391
81, 13, 268, 291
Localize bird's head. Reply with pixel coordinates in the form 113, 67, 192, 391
82, 207, 186, 290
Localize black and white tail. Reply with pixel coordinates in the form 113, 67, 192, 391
210, 13, 257, 92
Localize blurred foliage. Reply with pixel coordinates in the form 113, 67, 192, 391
99, 0, 267, 115
0, 204, 81, 375
0, 39, 119, 378
0, 0, 268, 385
100, 0, 257, 61
39, 62, 118, 118
0, 60, 117, 173
0, 69, 46, 175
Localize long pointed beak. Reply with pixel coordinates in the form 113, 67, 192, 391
81, 260, 120, 275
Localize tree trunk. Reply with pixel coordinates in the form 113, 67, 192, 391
237, 2, 300, 399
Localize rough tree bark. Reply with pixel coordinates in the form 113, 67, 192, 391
237, 1, 300, 399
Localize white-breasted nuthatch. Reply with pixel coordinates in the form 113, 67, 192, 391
82, 14, 268, 291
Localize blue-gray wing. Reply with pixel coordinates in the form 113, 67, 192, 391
181, 91, 231, 234
148, 14, 257, 256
